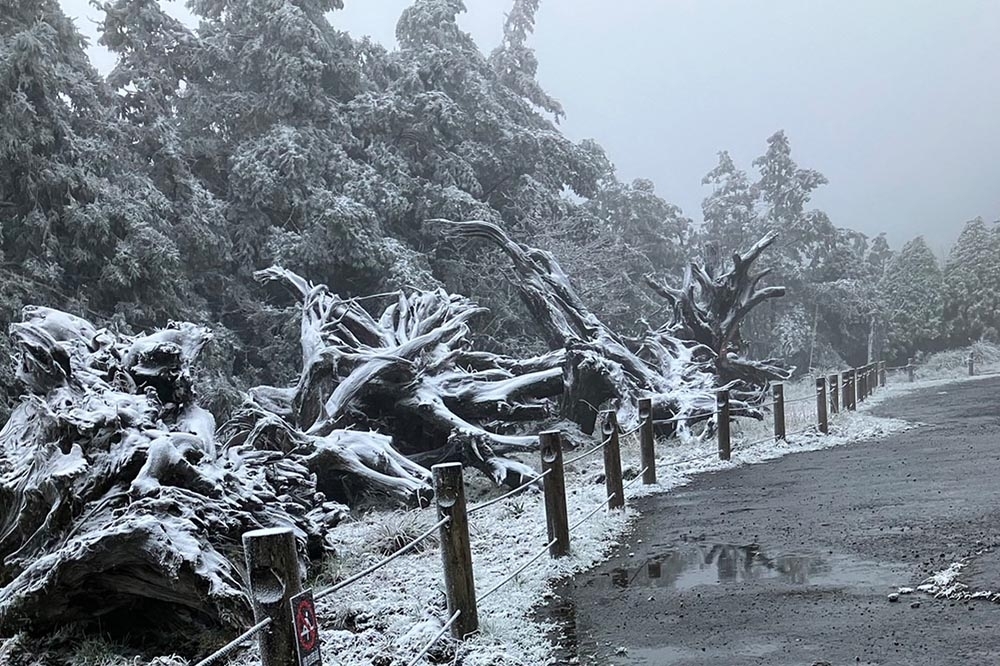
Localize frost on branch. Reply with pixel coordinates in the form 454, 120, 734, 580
0, 307, 346, 640
233, 267, 563, 493
644, 231, 793, 404
433, 219, 767, 434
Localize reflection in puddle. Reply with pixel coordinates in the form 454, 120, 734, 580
539, 544, 903, 664
603, 543, 895, 591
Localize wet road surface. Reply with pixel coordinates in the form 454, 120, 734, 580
547, 376, 1000, 665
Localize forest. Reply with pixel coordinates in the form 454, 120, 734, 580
2, 0, 999, 658
3, 0, 998, 426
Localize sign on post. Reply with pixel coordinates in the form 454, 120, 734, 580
290, 589, 323, 666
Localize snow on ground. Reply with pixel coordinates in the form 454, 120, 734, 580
905, 544, 1000, 604
38, 358, 994, 666
220, 367, 992, 666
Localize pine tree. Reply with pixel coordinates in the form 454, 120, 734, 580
0, 0, 194, 417
941, 218, 1000, 344
700, 150, 757, 261
879, 235, 945, 359
752, 130, 836, 273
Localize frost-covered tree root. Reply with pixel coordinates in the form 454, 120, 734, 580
644, 231, 793, 405
435, 219, 771, 434
236, 267, 563, 493
0, 307, 346, 641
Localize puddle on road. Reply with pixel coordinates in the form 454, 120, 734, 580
539, 543, 903, 665
600, 542, 896, 591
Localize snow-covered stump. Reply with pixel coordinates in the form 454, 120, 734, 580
642, 231, 794, 404
435, 218, 769, 431
816, 377, 829, 434
245, 266, 561, 494
539, 431, 570, 557
600, 412, 624, 511
773, 383, 786, 441
0, 305, 347, 642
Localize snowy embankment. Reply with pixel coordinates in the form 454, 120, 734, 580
217, 368, 990, 666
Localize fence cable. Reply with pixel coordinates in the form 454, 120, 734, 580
468, 469, 551, 516
192, 617, 272, 666
404, 610, 461, 666
780, 394, 818, 405
617, 423, 644, 438
478, 539, 558, 603
621, 467, 650, 492
570, 493, 617, 531
315, 516, 450, 601
659, 409, 719, 424
564, 435, 611, 465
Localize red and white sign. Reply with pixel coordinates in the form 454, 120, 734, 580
290, 589, 323, 666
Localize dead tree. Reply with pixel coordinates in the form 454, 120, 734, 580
432, 219, 767, 433
644, 232, 793, 404
230, 267, 567, 492
0, 306, 345, 640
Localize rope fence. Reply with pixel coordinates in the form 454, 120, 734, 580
404, 611, 462, 666
193, 618, 272, 666
467, 469, 550, 515
563, 436, 610, 465
478, 539, 558, 603
315, 516, 450, 601
570, 493, 619, 531
192, 355, 974, 666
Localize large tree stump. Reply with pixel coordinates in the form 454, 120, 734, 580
433, 219, 773, 431
0, 306, 347, 644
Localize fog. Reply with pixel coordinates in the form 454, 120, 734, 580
61, 0, 1000, 253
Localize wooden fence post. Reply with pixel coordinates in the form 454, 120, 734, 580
816, 377, 828, 434
717, 390, 731, 461
243, 527, 302, 666
773, 383, 786, 441
432, 463, 479, 638
828, 373, 839, 415
600, 412, 625, 510
539, 431, 570, 558
859, 367, 867, 402
879, 361, 886, 387
847, 369, 857, 411
968, 352, 975, 376
907, 358, 915, 383
637, 397, 657, 485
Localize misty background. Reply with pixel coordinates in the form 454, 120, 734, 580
59, 0, 1000, 254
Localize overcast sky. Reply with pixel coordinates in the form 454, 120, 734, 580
61, 0, 1000, 254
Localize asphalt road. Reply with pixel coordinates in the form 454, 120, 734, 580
547, 376, 1000, 665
